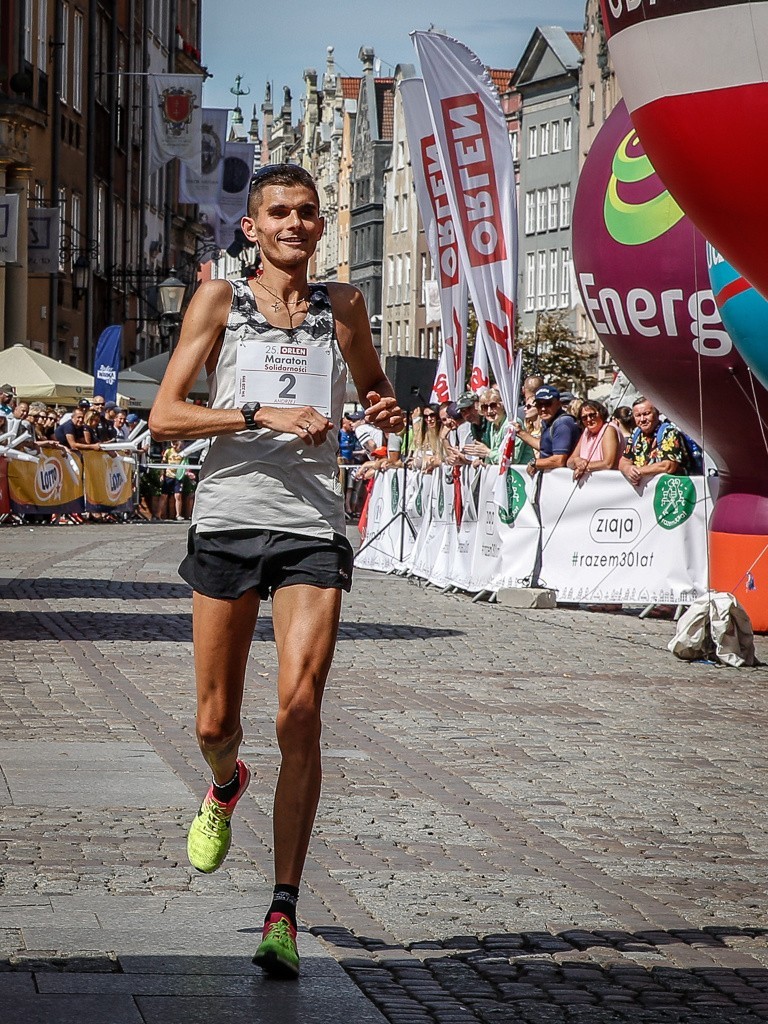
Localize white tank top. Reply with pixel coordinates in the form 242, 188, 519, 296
191, 279, 347, 538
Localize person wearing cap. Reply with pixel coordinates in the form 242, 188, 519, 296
0, 384, 14, 417
95, 401, 118, 443
445, 390, 487, 465
526, 384, 581, 477
149, 162, 402, 979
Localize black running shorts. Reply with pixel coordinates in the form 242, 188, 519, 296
179, 527, 354, 601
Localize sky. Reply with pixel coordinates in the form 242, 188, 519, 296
201, 0, 588, 126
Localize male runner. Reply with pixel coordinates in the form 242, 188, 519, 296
150, 164, 402, 979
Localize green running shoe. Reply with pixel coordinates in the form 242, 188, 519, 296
253, 913, 300, 979
187, 759, 250, 873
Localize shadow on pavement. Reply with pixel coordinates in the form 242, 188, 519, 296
312, 923, 768, 1024
0, 949, 384, 1024
0, 611, 462, 644
0, 577, 192, 600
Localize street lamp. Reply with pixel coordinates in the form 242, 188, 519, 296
157, 270, 186, 350
72, 254, 91, 308
157, 270, 186, 317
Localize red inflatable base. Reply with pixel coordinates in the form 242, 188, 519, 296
709, 530, 768, 633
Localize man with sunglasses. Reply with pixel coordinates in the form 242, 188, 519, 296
526, 384, 580, 477
150, 163, 402, 980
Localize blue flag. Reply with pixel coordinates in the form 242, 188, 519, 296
93, 325, 122, 402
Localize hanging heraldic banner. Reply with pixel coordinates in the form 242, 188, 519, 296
28, 209, 60, 273
149, 74, 203, 174
0, 193, 19, 263
179, 107, 229, 204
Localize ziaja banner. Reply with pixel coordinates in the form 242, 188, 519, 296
356, 467, 710, 604
82, 451, 134, 513
537, 469, 709, 605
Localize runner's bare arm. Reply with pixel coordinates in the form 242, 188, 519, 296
329, 284, 403, 433
150, 281, 332, 445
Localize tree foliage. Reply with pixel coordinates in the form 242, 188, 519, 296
517, 311, 596, 396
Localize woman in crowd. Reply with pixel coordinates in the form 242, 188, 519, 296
613, 405, 635, 438
40, 407, 59, 440
408, 403, 443, 472
567, 400, 622, 480
465, 387, 507, 465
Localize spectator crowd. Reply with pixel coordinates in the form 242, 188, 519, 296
338, 374, 703, 521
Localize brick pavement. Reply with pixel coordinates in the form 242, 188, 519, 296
2, 522, 768, 1023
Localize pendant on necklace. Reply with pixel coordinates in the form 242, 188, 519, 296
271, 300, 281, 312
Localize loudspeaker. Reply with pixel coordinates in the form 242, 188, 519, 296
384, 355, 438, 412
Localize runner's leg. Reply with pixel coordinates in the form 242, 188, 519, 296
192, 589, 260, 784
270, 584, 342, 885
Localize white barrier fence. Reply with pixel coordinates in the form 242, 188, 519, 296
355, 466, 712, 605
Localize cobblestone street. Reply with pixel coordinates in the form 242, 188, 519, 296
2, 522, 768, 1023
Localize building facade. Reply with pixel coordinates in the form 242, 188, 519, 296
513, 26, 583, 338
0, 0, 207, 372
349, 47, 393, 354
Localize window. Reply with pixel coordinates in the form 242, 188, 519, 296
387, 255, 394, 305
71, 193, 81, 244
560, 247, 571, 307
536, 251, 546, 310
549, 249, 558, 308
527, 125, 537, 159
395, 254, 402, 305
551, 121, 560, 153
96, 183, 107, 270
73, 11, 83, 112
97, 12, 109, 105
559, 184, 571, 229
536, 189, 547, 233
510, 129, 518, 163
116, 37, 127, 146
563, 117, 572, 150
396, 322, 402, 354
404, 322, 410, 354
548, 187, 558, 231
404, 252, 411, 298
540, 122, 550, 156
59, 4, 69, 103
397, 140, 405, 168
34, 181, 45, 206
588, 84, 596, 126
401, 192, 408, 229
393, 196, 399, 233
37, 0, 47, 70
24, 0, 33, 62
420, 253, 427, 304
525, 252, 535, 312
113, 198, 124, 269
524, 191, 535, 235
418, 328, 426, 358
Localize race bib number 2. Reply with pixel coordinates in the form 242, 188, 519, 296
235, 339, 333, 416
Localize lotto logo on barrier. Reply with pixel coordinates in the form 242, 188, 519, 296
34, 457, 64, 504
7, 449, 84, 515
82, 451, 134, 513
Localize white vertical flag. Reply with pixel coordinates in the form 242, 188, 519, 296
412, 31, 519, 417
217, 142, 255, 224
179, 107, 229, 204
469, 330, 490, 394
0, 193, 19, 263
149, 74, 203, 174
400, 78, 469, 403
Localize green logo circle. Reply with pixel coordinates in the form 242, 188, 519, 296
498, 468, 527, 526
604, 129, 685, 246
390, 474, 400, 515
653, 475, 696, 530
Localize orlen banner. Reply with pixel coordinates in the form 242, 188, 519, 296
413, 31, 519, 415
82, 451, 134, 513
7, 450, 84, 516
573, 101, 768, 627
400, 78, 468, 402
